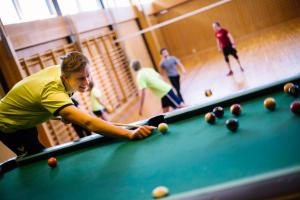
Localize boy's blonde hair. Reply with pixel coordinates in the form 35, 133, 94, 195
61, 51, 89, 77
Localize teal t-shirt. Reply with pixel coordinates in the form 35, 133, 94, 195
136, 68, 171, 98
0, 65, 73, 133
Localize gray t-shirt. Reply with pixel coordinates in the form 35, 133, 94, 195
160, 56, 180, 77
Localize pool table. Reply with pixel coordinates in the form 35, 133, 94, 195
1, 74, 300, 200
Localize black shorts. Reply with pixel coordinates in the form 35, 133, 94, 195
161, 89, 182, 109
222, 45, 238, 62
93, 109, 106, 117
0, 127, 44, 156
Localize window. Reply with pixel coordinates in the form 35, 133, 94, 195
102, 0, 131, 8
57, 0, 80, 15
0, 0, 20, 24
58, 0, 102, 15
78, 0, 101, 12
18, 0, 55, 21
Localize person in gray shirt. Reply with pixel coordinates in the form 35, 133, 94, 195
159, 48, 186, 102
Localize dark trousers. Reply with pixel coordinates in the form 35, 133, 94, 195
0, 127, 45, 156
169, 75, 184, 102
72, 124, 91, 138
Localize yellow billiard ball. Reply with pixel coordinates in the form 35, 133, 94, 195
264, 97, 276, 111
152, 186, 169, 198
158, 123, 168, 133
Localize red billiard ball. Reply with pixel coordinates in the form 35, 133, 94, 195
226, 118, 239, 132
213, 106, 224, 118
48, 157, 57, 168
230, 104, 242, 116
205, 112, 216, 124
264, 97, 276, 111
290, 101, 300, 115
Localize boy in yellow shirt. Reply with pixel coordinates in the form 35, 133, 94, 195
0, 52, 154, 156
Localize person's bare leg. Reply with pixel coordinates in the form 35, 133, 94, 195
226, 61, 233, 76
163, 107, 169, 113
236, 58, 244, 72
100, 113, 108, 121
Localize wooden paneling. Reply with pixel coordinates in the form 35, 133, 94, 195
116, 20, 153, 68
5, 17, 70, 50
108, 7, 136, 23
150, 0, 300, 58
0, 20, 24, 87
67, 10, 110, 34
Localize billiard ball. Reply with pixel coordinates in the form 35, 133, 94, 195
158, 123, 168, 133
288, 84, 299, 97
205, 112, 216, 124
152, 186, 169, 198
290, 101, 300, 115
264, 97, 276, 111
213, 106, 224, 118
230, 104, 242, 116
48, 157, 57, 168
226, 118, 239, 132
205, 89, 212, 97
284, 82, 294, 93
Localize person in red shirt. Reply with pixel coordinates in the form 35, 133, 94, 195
213, 21, 244, 76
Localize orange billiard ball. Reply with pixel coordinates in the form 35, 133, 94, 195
48, 157, 57, 168
284, 83, 294, 94
205, 112, 216, 124
205, 89, 212, 97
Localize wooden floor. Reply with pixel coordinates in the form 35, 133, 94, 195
120, 17, 300, 123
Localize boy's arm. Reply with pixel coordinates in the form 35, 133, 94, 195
59, 105, 154, 139
215, 39, 221, 51
96, 97, 108, 110
177, 61, 187, 75
139, 89, 146, 116
227, 32, 236, 48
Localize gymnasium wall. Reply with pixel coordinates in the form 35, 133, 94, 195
116, 19, 153, 68
150, 0, 300, 58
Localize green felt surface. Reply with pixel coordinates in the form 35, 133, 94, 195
1, 91, 300, 200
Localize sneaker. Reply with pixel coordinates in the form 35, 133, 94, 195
226, 71, 233, 76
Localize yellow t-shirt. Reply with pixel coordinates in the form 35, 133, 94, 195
90, 87, 104, 111
0, 65, 73, 133
136, 68, 171, 98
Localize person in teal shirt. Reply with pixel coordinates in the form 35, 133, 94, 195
131, 60, 185, 116
0, 52, 154, 157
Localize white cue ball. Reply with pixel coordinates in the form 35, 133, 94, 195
152, 186, 169, 198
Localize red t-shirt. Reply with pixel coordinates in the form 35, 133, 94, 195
215, 28, 231, 49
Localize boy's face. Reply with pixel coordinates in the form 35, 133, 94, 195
63, 67, 91, 93
161, 49, 169, 57
213, 23, 221, 32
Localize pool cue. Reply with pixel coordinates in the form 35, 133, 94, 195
112, 122, 141, 128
